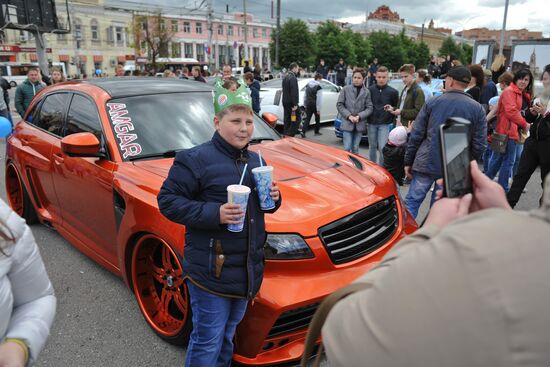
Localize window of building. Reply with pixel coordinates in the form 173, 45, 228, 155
65, 94, 103, 139
172, 42, 181, 58
171, 19, 178, 32
91, 20, 99, 41
227, 25, 233, 36
74, 20, 83, 40
141, 21, 147, 31
183, 21, 190, 33
196, 22, 202, 34
140, 40, 147, 52
115, 26, 124, 43
57, 19, 67, 40
218, 24, 224, 35
196, 43, 204, 62
262, 28, 267, 38
253, 27, 258, 38
184, 43, 193, 58
160, 19, 166, 31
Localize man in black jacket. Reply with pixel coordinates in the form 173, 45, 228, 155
315, 59, 328, 79
367, 66, 399, 165
334, 58, 346, 87
282, 62, 300, 136
0, 75, 11, 123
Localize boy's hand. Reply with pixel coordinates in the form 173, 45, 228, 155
220, 203, 245, 224
270, 181, 281, 202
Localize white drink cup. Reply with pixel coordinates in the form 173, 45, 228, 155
252, 166, 275, 210
227, 184, 251, 232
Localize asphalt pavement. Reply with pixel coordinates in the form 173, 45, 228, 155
0, 106, 542, 366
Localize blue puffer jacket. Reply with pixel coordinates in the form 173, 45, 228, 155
404, 90, 487, 178
158, 132, 281, 299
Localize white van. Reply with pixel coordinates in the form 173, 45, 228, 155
0, 62, 67, 86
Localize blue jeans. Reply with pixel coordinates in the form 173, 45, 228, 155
486, 139, 517, 192
342, 130, 362, 154
185, 281, 249, 367
367, 123, 391, 165
513, 143, 524, 176
404, 171, 438, 219
483, 146, 493, 173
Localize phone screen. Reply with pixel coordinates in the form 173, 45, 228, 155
440, 119, 471, 198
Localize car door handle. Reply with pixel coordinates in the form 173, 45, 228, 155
20, 138, 29, 146
53, 154, 65, 164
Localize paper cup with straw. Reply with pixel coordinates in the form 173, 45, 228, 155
227, 164, 250, 232
252, 152, 275, 210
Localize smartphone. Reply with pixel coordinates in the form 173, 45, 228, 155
439, 117, 472, 198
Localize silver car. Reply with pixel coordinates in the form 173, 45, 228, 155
259, 78, 342, 126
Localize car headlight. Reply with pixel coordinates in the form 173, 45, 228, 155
264, 234, 314, 260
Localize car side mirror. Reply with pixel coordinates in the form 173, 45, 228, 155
61, 132, 103, 157
262, 112, 279, 128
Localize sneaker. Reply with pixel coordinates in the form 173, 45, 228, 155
314, 131, 323, 136
299, 130, 306, 138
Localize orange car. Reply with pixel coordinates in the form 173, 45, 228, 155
5, 78, 417, 365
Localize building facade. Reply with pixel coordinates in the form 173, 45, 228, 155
0, 0, 134, 77
457, 28, 544, 46
133, 11, 274, 71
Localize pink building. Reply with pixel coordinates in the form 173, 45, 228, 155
139, 12, 274, 71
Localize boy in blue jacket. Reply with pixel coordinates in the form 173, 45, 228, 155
158, 79, 281, 367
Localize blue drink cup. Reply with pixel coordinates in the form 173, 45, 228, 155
227, 184, 251, 232
252, 166, 276, 210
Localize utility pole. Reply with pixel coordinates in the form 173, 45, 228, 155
32, 31, 49, 78
207, 0, 214, 71
275, 0, 280, 68
499, 0, 509, 55
243, 0, 248, 64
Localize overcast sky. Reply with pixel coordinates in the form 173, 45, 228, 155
150, 0, 549, 37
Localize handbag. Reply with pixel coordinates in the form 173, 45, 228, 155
490, 132, 508, 154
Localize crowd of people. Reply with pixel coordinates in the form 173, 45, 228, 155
2, 51, 550, 367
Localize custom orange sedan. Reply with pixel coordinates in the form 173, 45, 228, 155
5, 78, 417, 365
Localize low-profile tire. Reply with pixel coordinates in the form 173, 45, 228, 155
5, 164, 39, 224
131, 235, 192, 346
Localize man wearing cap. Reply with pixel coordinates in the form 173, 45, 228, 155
480, 69, 498, 109
403, 66, 487, 219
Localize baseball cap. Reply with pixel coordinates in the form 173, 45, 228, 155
388, 126, 408, 146
447, 66, 471, 84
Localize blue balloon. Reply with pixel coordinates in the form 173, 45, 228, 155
0, 116, 12, 138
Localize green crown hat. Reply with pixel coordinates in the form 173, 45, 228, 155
213, 78, 252, 115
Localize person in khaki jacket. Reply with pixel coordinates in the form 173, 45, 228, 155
322, 162, 550, 367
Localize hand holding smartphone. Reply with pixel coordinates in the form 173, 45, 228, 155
439, 117, 472, 198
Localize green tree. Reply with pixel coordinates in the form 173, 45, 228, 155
314, 21, 354, 69
368, 31, 405, 71
461, 43, 473, 65
132, 13, 174, 72
270, 19, 315, 69
410, 42, 431, 70
343, 30, 372, 67
438, 36, 464, 62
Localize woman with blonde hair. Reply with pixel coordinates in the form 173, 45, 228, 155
491, 54, 506, 83
0, 199, 56, 367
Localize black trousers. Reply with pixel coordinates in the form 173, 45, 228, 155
283, 105, 300, 136
303, 104, 320, 134
507, 137, 550, 207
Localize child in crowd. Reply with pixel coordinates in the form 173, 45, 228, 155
383, 126, 408, 185
157, 79, 281, 367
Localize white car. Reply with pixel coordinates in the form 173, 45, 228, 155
259, 78, 342, 126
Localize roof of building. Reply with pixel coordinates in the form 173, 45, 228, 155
82, 77, 212, 97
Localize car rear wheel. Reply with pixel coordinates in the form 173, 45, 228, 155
131, 235, 192, 346
9, 81, 16, 87
5, 164, 39, 224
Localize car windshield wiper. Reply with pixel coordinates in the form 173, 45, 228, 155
128, 150, 180, 161
249, 137, 275, 144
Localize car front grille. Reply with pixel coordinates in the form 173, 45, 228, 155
267, 302, 320, 338
319, 197, 398, 264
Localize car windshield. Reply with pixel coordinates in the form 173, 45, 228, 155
105, 92, 280, 161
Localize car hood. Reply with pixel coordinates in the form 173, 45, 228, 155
133, 138, 396, 236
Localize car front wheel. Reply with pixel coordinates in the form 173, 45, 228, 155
131, 234, 192, 346
5, 164, 38, 224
